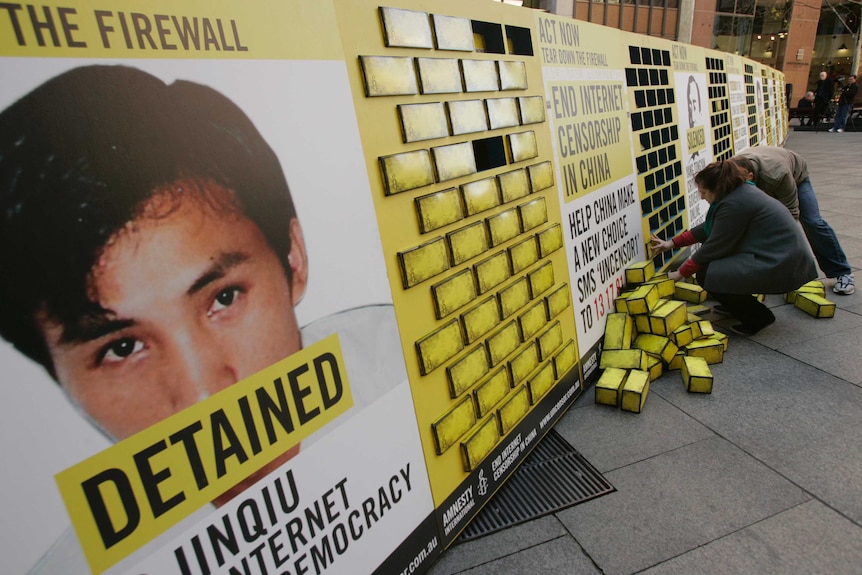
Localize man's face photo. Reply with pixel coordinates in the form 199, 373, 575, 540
686, 76, 701, 129
37, 182, 308, 443
0, 65, 321, 505
0, 57, 400, 573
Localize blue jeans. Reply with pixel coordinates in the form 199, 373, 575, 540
834, 103, 852, 130
798, 178, 851, 277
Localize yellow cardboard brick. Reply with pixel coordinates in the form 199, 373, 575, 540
417, 57, 464, 95
626, 284, 660, 315
667, 350, 686, 371
595, 367, 627, 406
446, 345, 489, 397
649, 299, 688, 336
614, 289, 635, 313
646, 354, 663, 381
537, 322, 563, 360
431, 396, 475, 454
553, 340, 577, 378
670, 323, 694, 347
461, 416, 499, 471
498, 385, 529, 434
681, 356, 713, 393
546, 283, 571, 319
709, 331, 729, 351
634, 333, 679, 364
634, 313, 652, 335
803, 280, 826, 290
687, 304, 711, 316
600, 349, 649, 371
474, 368, 509, 417
527, 362, 556, 404
603, 312, 634, 350
431, 14, 474, 51
519, 95, 546, 125
688, 319, 703, 339
645, 275, 676, 298
794, 292, 836, 318
675, 281, 707, 303
684, 338, 724, 364
625, 260, 655, 285
784, 281, 825, 304
621, 369, 650, 413
692, 319, 715, 338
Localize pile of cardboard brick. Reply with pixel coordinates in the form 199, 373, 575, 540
596, 259, 834, 414
596, 260, 724, 413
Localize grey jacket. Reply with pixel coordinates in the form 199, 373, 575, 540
690, 183, 816, 294
735, 146, 809, 220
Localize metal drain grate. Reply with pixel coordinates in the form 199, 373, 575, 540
456, 429, 615, 542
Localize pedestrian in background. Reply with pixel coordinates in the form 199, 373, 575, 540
731, 147, 855, 295
829, 74, 857, 133
797, 91, 815, 126
811, 71, 834, 127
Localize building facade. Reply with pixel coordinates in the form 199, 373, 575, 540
539, 0, 861, 104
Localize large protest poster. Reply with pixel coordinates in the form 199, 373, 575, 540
333, 0, 584, 546
671, 41, 714, 230
752, 61, 769, 146
0, 1, 792, 573
725, 54, 751, 154
536, 14, 643, 382
776, 73, 788, 143
766, 70, 787, 145
0, 2, 438, 574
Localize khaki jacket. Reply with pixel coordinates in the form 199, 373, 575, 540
735, 146, 809, 220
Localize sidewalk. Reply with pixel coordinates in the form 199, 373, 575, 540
428, 131, 862, 575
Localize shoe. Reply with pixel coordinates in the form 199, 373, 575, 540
837, 129, 844, 133
833, 273, 855, 295
712, 304, 733, 316
729, 317, 775, 336
828, 127, 836, 132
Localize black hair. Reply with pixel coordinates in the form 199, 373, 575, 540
0, 65, 297, 373
729, 156, 755, 178
694, 160, 747, 202
686, 76, 701, 109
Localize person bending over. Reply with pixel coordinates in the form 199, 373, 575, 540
650, 161, 817, 335
730, 147, 855, 295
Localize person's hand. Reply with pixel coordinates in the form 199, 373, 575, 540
668, 270, 683, 282
649, 234, 673, 256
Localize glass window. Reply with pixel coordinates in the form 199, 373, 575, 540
717, 0, 736, 13
717, 0, 755, 14
713, 14, 754, 55
736, 0, 756, 15
817, 2, 859, 35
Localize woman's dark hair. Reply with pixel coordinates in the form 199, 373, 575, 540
0, 65, 297, 372
694, 160, 747, 202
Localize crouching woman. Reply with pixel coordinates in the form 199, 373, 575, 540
650, 160, 817, 335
